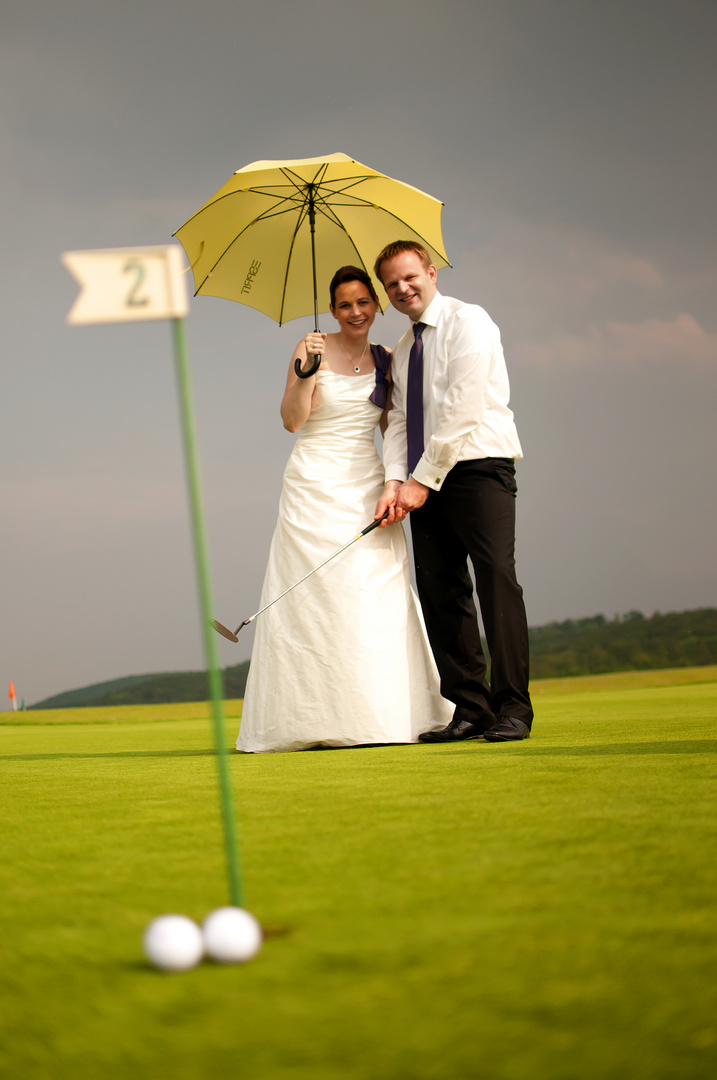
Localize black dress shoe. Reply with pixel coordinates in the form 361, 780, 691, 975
419, 714, 487, 743
483, 716, 531, 742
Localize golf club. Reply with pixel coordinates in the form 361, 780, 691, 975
210, 509, 390, 642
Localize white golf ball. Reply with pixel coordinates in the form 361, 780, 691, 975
202, 906, 263, 964
143, 914, 204, 972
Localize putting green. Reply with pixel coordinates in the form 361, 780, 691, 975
1, 670, 715, 1079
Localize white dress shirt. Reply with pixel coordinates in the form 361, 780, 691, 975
383, 292, 523, 490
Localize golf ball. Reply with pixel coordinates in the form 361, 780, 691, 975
202, 906, 263, 964
143, 914, 204, 972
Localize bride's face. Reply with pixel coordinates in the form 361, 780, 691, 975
330, 281, 379, 339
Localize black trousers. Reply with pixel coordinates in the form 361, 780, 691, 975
410, 458, 533, 728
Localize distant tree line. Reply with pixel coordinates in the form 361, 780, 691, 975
31, 609, 717, 708
529, 608, 717, 678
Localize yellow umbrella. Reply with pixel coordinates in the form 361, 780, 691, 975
173, 152, 450, 330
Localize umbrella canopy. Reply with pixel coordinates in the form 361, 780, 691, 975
173, 153, 450, 326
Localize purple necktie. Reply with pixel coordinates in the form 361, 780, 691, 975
406, 322, 426, 474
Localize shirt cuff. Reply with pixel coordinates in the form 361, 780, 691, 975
412, 458, 448, 491
385, 466, 408, 484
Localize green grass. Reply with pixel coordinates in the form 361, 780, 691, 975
1, 669, 716, 1079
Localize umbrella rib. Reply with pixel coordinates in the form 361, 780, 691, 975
188, 170, 329, 296
240, 176, 373, 205
310, 197, 347, 231
307, 190, 449, 260
315, 199, 452, 268
243, 188, 371, 220
173, 186, 286, 229
186, 168, 404, 237
278, 200, 311, 326
278, 191, 380, 312
190, 202, 305, 292
194, 204, 308, 307
178, 182, 309, 232
280, 163, 330, 190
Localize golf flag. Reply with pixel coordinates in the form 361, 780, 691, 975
9, 680, 17, 711
62, 245, 189, 325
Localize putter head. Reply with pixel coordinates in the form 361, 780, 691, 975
210, 619, 239, 643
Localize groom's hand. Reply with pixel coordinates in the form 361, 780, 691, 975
375, 481, 402, 526
396, 477, 429, 513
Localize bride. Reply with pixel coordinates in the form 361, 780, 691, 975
236, 265, 451, 752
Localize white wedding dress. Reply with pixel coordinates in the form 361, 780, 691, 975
236, 369, 452, 753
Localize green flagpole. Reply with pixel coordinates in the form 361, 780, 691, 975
171, 316, 243, 909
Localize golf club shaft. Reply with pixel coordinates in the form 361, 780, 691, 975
235, 510, 389, 633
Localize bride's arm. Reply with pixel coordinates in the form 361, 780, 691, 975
280, 333, 325, 432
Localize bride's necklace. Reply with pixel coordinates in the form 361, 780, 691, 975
339, 337, 369, 373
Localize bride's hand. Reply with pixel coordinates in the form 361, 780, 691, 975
301, 332, 327, 371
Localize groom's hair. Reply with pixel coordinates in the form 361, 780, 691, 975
374, 241, 433, 284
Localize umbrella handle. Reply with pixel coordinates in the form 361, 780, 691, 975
295, 354, 321, 379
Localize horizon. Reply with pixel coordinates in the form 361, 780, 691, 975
18, 604, 716, 710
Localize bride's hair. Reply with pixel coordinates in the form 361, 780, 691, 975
329, 266, 379, 309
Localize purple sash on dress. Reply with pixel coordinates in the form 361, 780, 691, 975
369, 344, 391, 409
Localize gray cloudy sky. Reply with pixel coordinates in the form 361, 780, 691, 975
2, 0, 716, 706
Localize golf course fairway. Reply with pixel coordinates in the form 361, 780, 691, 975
1, 668, 715, 1079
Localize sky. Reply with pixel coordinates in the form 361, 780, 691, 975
2, 0, 716, 706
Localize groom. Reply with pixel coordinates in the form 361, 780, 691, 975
373, 241, 533, 742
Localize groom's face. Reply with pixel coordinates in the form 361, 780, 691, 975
380, 251, 437, 321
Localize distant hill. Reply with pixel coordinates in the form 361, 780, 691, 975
31, 662, 250, 710
30, 608, 717, 708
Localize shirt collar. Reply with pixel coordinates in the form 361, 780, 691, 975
414, 291, 444, 329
